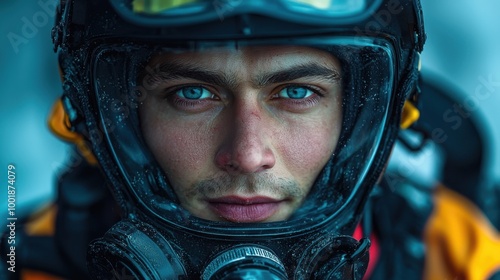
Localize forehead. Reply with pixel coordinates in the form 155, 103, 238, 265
147, 45, 341, 72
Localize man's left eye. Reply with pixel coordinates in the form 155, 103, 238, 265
277, 86, 314, 99
175, 86, 213, 100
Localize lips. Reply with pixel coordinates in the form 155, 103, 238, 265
207, 196, 282, 223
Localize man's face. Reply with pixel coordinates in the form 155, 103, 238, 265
139, 45, 343, 223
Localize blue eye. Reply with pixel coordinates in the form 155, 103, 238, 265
175, 86, 212, 100
278, 86, 314, 99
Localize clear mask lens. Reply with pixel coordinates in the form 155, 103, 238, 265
90, 36, 394, 235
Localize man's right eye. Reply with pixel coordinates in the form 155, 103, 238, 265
175, 86, 213, 100
277, 86, 315, 99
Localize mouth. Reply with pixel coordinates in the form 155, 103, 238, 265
207, 196, 283, 223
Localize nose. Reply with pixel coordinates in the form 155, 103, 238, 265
215, 101, 276, 174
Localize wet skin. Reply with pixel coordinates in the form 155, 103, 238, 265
139, 45, 343, 223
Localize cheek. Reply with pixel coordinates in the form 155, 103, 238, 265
280, 126, 337, 174
141, 113, 213, 184
277, 112, 341, 179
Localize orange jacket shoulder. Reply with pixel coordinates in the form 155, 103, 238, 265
424, 186, 500, 280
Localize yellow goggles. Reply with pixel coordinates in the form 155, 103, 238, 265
132, 0, 367, 16
132, 0, 199, 14
110, 0, 378, 27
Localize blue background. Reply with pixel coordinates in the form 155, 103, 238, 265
1, 0, 499, 220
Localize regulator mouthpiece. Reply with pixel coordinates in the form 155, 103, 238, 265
202, 245, 288, 280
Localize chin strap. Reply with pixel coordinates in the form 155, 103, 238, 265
313, 236, 371, 280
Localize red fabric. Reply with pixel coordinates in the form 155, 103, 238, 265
353, 224, 379, 279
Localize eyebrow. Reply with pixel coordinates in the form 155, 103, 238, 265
147, 62, 238, 88
148, 61, 341, 88
255, 63, 341, 87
